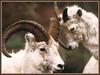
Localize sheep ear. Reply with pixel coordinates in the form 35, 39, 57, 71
63, 8, 69, 23
77, 9, 82, 17
25, 33, 36, 52
25, 33, 36, 43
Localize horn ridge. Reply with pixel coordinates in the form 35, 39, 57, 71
48, 18, 60, 41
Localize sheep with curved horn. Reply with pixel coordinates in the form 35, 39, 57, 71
2, 19, 64, 73
54, 2, 98, 73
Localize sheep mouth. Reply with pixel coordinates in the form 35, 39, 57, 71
53, 68, 63, 73
51, 66, 63, 73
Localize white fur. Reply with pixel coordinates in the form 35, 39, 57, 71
59, 5, 98, 73
83, 56, 98, 73
2, 33, 64, 74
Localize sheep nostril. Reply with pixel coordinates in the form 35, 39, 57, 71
70, 28, 74, 32
57, 64, 64, 69
68, 45, 72, 50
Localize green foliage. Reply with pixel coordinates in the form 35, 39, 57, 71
6, 33, 25, 53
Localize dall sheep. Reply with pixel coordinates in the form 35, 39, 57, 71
2, 18, 64, 73
54, 2, 98, 73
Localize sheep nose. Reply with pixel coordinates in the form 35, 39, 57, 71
67, 45, 72, 50
57, 64, 64, 70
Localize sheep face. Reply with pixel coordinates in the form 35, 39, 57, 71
57, 5, 98, 59
59, 6, 84, 50
24, 33, 64, 73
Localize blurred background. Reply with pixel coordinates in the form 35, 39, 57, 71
2, 2, 98, 73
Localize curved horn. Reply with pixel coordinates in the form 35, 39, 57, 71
58, 39, 72, 50
2, 20, 49, 57
54, 1, 61, 21
48, 18, 60, 41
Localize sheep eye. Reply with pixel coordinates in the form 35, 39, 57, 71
58, 17, 61, 21
40, 48, 46, 52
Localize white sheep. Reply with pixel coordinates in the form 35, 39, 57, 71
83, 56, 98, 73
2, 18, 64, 74
54, 3, 99, 73
2, 33, 64, 73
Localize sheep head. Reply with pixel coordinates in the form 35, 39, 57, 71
22, 32, 64, 73
2, 18, 64, 73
